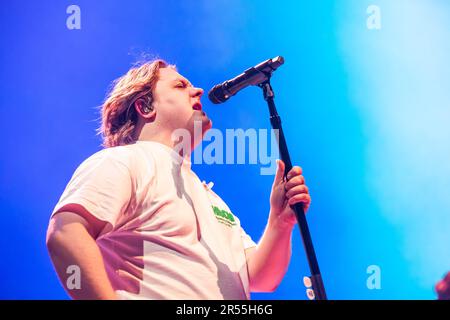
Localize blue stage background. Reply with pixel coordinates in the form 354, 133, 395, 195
1, 0, 449, 299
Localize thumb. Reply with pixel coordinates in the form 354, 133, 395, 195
274, 159, 286, 184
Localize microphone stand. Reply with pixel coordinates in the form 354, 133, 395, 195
259, 79, 327, 300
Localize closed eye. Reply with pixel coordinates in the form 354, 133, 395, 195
174, 79, 192, 89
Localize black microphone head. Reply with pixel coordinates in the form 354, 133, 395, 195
208, 84, 228, 104
208, 56, 285, 104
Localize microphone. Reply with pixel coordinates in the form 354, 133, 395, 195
208, 56, 284, 104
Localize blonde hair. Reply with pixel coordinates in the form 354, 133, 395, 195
98, 59, 171, 148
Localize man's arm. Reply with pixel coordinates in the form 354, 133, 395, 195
46, 210, 117, 300
245, 221, 294, 292
246, 160, 311, 292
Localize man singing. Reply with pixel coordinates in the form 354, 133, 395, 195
46, 59, 312, 299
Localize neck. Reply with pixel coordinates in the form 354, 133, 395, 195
137, 124, 195, 159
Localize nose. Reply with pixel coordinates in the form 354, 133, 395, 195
192, 87, 204, 98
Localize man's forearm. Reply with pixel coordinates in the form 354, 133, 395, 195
47, 220, 117, 300
246, 215, 294, 292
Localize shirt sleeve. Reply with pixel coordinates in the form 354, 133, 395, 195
239, 225, 257, 250
232, 212, 257, 250
51, 149, 133, 228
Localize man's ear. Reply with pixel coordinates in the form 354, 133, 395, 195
134, 98, 156, 119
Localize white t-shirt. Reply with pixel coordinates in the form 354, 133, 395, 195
51, 140, 257, 299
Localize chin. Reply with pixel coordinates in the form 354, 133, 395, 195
202, 118, 213, 132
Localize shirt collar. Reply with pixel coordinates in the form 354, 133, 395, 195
134, 140, 192, 169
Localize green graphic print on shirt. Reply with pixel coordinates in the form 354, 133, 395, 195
212, 205, 237, 227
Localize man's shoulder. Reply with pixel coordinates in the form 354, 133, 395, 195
86, 144, 135, 164
76, 143, 146, 174
74, 141, 175, 180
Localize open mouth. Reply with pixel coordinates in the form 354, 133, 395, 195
192, 102, 202, 111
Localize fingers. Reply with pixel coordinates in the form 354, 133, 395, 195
286, 166, 302, 180
274, 161, 303, 183
284, 166, 309, 207
274, 159, 286, 184
285, 175, 305, 190
285, 184, 309, 199
275, 163, 310, 209
287, 193, 311, 206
